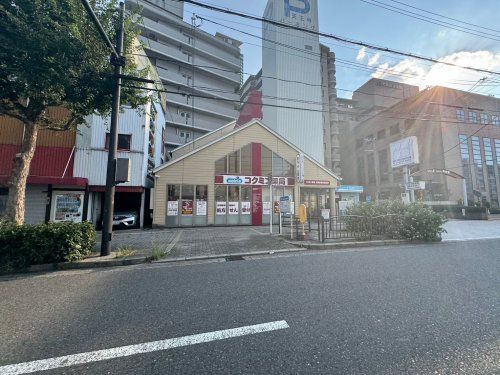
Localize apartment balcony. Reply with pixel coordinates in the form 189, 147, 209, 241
141, 18, 240, 70
165, 112, 221, 132
167, 93, 236, 119
155, 65, 237, 101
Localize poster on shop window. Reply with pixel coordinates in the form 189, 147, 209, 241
263, 201, 271, 215
181, 200, 193, 216
241, 201, 251, 215
228, 201, 239, 215
196, 200, 207, 216
167, 201, 178, 216
216, 202, 226, 215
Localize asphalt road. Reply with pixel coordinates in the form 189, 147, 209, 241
0, 240, 498, 374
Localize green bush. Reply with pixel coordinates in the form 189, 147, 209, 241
345, 202, 447, 242
0, 221, 96, 271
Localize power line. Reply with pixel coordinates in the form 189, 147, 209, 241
197, 15, 497, 88
386, 0, 500, 34
357, 0, 500, 41
181, 0, 500, 77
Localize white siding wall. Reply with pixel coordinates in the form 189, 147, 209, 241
74, 106, 148, 186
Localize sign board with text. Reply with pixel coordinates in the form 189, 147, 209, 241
215, 175, 294, 186
279, 195, 292, 214
390, 136, 419, 168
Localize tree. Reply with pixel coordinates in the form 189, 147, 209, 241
0, 0, 149, 224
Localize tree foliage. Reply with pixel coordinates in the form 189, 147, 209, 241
0, 0, 150, 127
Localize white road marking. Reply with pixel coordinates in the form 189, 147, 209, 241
0, 320, 289, 375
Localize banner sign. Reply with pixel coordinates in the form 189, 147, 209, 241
296, 153, 305, 183
215, 175, 294, 186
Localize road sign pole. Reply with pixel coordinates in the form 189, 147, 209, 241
409, 175, 415, 203
462, 178, 468, 206
269, 175, 273, 235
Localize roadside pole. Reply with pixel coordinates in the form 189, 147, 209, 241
269, 175, 273, 235
101, 2, 125, 256
462, 178, 468, 206
403, 166, 410, 203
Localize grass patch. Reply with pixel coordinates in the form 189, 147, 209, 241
115, 247, 136, 258
151, 242, 165, 261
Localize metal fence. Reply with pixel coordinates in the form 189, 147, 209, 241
281, 214, 402, 242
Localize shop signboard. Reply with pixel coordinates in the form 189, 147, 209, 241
181, 200, 193, 216
216, 202, 226, 215
215, 175, 294, 186
296, 153, 305, 183
228, 201, 239, 215
274, 201, 280, 214
241, 201, 251, 215
304, 179, 330, 186
263, 201, 271, 215
167, 201, 178, 216
52, 192, 84, 223
405, 181, 426, 190
196, 200, 207, 216
390, 136, 419, 168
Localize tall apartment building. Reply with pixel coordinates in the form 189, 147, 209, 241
126, 0, 243, 152
342, 83, 500, 207
261, 0, 324, 163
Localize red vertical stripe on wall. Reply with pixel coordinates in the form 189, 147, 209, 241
251, 142, 262, 225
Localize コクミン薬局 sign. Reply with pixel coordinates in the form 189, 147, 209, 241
215, 175, 294, 186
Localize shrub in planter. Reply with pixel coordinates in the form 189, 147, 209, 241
345, 202, 446, 242
0, 221, 96, 271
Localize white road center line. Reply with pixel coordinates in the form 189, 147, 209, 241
0, 320, 289, 375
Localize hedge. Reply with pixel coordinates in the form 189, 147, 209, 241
345, 201, 447, 241
0, 221, 96, 271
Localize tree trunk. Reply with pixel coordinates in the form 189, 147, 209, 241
4, 121, 39, 224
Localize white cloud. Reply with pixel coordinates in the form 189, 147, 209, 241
367, 53, 380, 66
356, 47, 366, 61
371, 50, 500, 91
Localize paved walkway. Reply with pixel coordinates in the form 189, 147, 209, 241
94, 226, 294, 259
442, 219, 500, 241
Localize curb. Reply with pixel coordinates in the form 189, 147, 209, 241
285, 239, 412, 250
1, 239, 423, 276
1, 256, 151, 276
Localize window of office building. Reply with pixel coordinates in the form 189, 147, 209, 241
389, 123, 400, 135
459, 135, 474, 203
357, 156, 365, 185
456, 108, 465, 122
367, 153, 376, 184
492, 115, 500, 126
377, 129, 386, 140
483, 138, 498, 207
469, 111, 478, 123
471, 136, 485, 192
378, 149, 389, 182
480, 113, 489, 124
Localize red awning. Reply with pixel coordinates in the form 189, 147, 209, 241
0, 176, 87, 187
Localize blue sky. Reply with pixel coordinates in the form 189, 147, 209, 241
183, 0, 500, 98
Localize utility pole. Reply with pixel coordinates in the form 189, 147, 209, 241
101, 2, 125, 256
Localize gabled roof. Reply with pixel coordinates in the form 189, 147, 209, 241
154, 119, 342, 181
